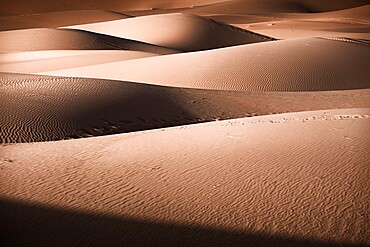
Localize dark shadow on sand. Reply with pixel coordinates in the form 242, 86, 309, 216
0, 198, 366, 247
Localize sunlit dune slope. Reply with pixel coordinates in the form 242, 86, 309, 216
64, 13, 274, 52
1, 108, 369, 246
0, 10, 130, 31
39, 37, 370, 91
0, 28, 177, 54
0, 50, 158, 73
0, 0, 228, 15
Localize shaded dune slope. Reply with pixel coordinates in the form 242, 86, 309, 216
1, 109, 369, 246
64, 13, 274, 52
0, 28, 177, 54
309, 4, 370, 20
187, 0, 370, 15
40, 37, 370, 91
1, 73, 369, 143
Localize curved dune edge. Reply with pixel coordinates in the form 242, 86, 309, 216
185, 0, 370, 15
38, 37, 370, 92
63, 13, 274, 51
1, 108, 369, 246
0, 0, 228, 15
0, 10, 130, 31
0, 50, 159, 73
0, 28, 178, 54
1, 72, 370, 143
239, 5, 370, 40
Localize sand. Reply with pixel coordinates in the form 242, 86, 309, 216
62, 13, 274, 52
0, 10, 130, 31
1, 0, 369, 246
1, 109, 369, 246
1, 73, 369, 143
0, 28, 177, 53
37, 37, 370, 91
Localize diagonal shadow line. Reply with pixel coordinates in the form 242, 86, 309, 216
0, 198, 366, 247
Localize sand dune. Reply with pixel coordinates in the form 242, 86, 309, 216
1, 108, 369, 246
0, 50, 158, 73
240, 5, 370, 40
0, 28, 177, 53
0, 0, 228, 16
0, 10, 130, 31
187, 0, 370, 15
311, 4, 370, 20
1, 73, 369, 143
64, 13, 274, 52
39, 37, 370, 91
1, 1, 369, 246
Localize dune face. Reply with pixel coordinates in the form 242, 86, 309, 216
0, 28, 177, 53
1, 109, 370, 246
38, 37, 370, 91
64, 13, 275, 52
185, 0, 370, 15
1, 73, 369, 143
0, 51, 159, 73
1, 0, 369, 246
0, 10, 130, 32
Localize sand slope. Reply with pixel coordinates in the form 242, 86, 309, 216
1, 73, 369, 143
1, 108, 369, 246
0, 0, 230, 15
0, 10, 130, 31
64, 13, 274, 52
0, 50, 158, 73
39, 37, 370, 91
0, 1, 369, 246
241, 5, 370, 40
0, 28, 177, 53
187, 0, 370, 15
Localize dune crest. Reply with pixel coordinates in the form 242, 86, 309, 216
0, 1, 369, 246
0, 28, 177, 53
63, 13, 275, 52
39, 37, 370, 92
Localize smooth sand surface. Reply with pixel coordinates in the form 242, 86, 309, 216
0, 50, 159, 73
0, 10, 130, 31
0, 0, 227, 15
63, 13, 274, 51
1, 1, 369, 246
38, 37, 370, 91
1, 109, 369, 246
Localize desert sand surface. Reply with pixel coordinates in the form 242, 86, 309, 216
0, 10, 130, 31
37, 37, 370, 91
63, 13, 274, 51
0, 0, 369, 246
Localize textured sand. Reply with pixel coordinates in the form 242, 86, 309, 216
0, 28, 177, 53
1, 109, 369, 246
39, 37, 370, 91
0, 0, 369, 246
1, 73, 369, 143
241, 5, 370, 40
